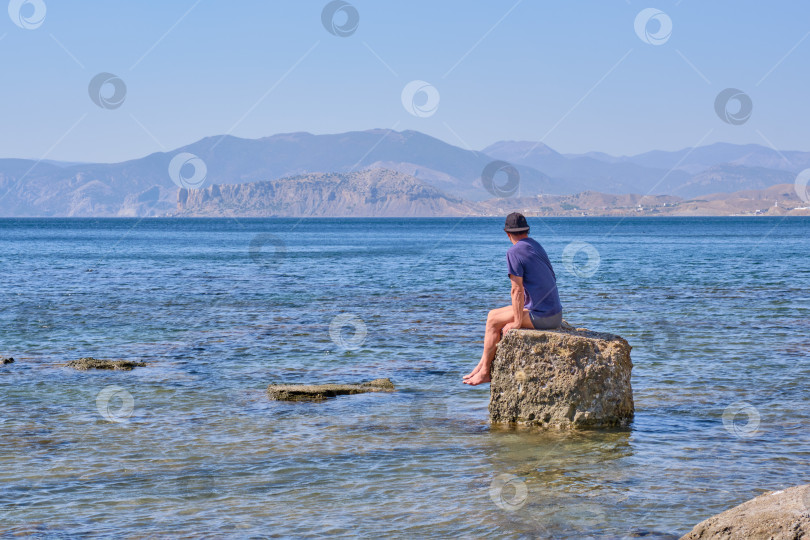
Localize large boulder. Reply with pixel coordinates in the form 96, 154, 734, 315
489, 326, 633, 428
680, 484, 810, 539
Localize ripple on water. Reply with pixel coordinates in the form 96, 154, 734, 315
1, 217, 809, 537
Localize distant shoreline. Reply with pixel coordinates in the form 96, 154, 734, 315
2, 215, 809, 220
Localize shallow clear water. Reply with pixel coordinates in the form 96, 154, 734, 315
1, 217, 808, 538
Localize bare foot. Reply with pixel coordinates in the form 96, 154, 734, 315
464, 371, 491, 386
463, 361, 484, 380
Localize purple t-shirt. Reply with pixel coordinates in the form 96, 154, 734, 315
506, 238, 562, 316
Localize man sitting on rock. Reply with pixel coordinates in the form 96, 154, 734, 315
464, 212, 563, 386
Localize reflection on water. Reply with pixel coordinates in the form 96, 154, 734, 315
1, 217, 809, 537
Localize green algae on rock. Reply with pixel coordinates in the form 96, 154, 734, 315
489, 325, 634, 429
66, 357, 147, 371
267, 378, 395, 401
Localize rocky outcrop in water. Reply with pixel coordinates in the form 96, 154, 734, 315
680, 484, 810, 539
489, 326, 633, 429
1, 357, 14, 365
267, 378, 395, 401
66, 357, 147, 371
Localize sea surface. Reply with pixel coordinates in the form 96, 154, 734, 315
1, 217, 808, 538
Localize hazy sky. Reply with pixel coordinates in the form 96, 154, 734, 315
3, 0, 808, 162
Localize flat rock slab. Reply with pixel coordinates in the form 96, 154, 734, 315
66, 357, 147, 371
680, 484, 810, 539
267, 378, 395, 401
490, 326, 634, 429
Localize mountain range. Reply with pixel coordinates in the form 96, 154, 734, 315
175, 169, 472, 217
0, 129, 807, 217
175, 169, 809, 218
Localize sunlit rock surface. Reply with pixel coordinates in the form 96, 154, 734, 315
489, 325, 634, 429
267, 378, 395, 401
65, 357, 147, 371
680, 484, 810, 539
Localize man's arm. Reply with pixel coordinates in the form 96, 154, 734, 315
503, 274, 525, 334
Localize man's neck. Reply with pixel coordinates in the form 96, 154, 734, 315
510, 233, 529, 244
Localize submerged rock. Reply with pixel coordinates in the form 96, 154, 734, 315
680, 484, 810, 539
66, 357, 147, 371
489, 325, 634, 429
267, 378, 395, 401
1, 357, 14, 365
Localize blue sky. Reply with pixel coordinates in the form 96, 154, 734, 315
2, 0, 808, 162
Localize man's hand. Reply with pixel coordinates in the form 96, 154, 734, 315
501, 321, 522, 335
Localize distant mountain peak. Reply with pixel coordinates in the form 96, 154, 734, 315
482, 140, 561, 158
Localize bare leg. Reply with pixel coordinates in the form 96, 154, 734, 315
464, 307, 533, 385
463, 306, 511, 380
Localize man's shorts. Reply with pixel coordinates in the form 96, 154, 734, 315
529, 310, 563, 330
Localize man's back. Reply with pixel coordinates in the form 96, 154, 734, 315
506, 237, 562, 317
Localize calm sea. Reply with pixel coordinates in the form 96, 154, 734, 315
1, 217, 808, 538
